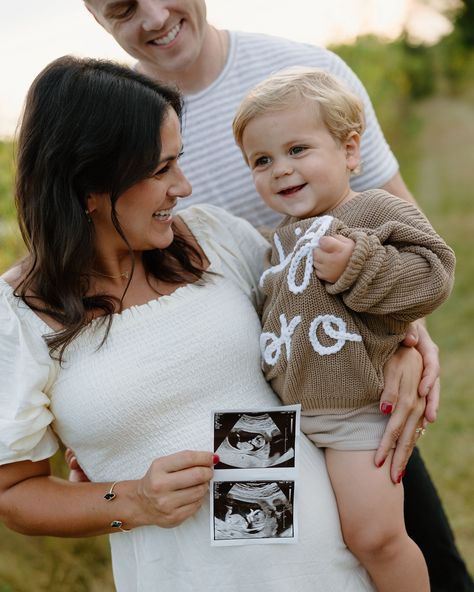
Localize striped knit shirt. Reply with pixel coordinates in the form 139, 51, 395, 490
177, 30, 399, 228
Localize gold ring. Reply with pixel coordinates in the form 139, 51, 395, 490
415, 427, 426, 436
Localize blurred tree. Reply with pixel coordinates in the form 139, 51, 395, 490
453, 0, 474, 46
400, 35, 437, 98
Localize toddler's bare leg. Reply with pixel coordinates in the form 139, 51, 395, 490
325, 448, 429, 592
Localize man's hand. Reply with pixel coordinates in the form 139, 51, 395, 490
313, 235, 355, 283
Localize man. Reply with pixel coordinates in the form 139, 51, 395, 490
82, 1, 473, 589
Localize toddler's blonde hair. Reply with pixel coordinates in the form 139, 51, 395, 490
233, 66, 365, 165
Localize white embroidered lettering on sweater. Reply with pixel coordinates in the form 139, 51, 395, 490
308, 314, 362, 356
260, 216, 362, 366
259, 216, 333, 294
260, 313, 302, 366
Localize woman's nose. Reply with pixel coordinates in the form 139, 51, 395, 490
171, 166, 192, 199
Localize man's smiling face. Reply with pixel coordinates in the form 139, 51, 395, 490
85, 0, 208, 76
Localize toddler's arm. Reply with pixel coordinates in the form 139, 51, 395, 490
323, 223, 455, 321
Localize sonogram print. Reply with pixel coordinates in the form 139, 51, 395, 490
213, 411, 296, 469
213, 480, 295, 541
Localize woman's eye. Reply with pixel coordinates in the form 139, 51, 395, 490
154, 164, 170, 176
153, 152, 182, 176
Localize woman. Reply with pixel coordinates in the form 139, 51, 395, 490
0, 56, 424, 591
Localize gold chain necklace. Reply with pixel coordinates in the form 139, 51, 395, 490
91, 269, 131, 280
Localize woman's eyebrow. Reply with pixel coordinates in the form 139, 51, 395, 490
158, 146, 184, 163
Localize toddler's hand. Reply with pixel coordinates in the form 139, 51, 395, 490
65, 448, 90, 482
313, 235, 355, 283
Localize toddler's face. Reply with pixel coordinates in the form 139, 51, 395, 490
241, 104, 360, 219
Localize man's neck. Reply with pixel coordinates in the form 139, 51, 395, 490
139, 27, 228, 95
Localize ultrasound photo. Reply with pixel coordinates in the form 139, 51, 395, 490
213, 410, 297, 469
212, 480, 295, 542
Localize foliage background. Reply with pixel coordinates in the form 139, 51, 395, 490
0, 5, 473, 590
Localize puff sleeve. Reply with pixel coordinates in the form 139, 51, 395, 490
179, 204, 270, 310
0, 284, 59, 464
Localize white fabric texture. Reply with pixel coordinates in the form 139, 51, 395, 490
0, 205, 373, 592
0, 285, 59, 463
177, 30, 399, 227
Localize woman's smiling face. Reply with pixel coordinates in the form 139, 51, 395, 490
88, 108, 192, 253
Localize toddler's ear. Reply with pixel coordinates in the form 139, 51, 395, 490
345, 132, 361, 172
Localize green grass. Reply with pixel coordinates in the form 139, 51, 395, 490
0, 91, 473, 588
0, 142, 24, 272
401, 95, 474, 571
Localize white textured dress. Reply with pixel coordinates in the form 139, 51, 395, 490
0, 205, 373, 592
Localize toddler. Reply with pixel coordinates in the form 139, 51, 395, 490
233, 66, 455, 592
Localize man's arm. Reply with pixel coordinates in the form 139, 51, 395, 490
381, 171, 417, 205
380, 172, 443, 418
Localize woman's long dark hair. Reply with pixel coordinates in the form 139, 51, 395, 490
15, 55, 205, 361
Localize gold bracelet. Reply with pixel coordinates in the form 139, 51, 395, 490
110, 519, 131, 533
104, 482, 131, 532
104, 481, 119, 501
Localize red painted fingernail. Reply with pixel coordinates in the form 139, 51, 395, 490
376, 458, 385, 468
380, 402, 393, 415
397, 470, 406, 484
212, 454, 220, 465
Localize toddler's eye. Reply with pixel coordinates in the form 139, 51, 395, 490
289, 146, 305, 155
254, 156, 271, 167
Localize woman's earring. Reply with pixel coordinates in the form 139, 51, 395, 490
85, 209, 92, 223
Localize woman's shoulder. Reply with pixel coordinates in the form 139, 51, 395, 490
178, 203, 240, 226
178, 204, 266, 248
178, 204, 270, 295
1, 264, 23, 290
0, 267, 21, 312
0, 268, 53, 338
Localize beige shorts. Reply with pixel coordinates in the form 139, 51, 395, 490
301, 403, 389, 451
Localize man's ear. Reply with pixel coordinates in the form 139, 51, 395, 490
345, 132, 361, 172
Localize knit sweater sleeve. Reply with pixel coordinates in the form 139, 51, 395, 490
325, 192, 456, 321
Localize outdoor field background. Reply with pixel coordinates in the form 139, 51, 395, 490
0, 2, 473, 590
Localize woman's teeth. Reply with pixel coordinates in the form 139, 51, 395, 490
155, 22, 181, 46
153, 209, 172, 220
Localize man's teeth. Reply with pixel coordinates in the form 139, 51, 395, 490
153, 209, 172, 219
155, 23, 181, 46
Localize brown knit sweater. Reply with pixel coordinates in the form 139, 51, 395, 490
259, 189, 455, 411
